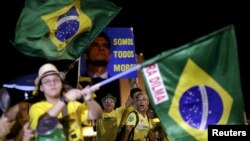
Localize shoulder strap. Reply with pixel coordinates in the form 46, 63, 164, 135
115, 111, 139, 141
130, 111, 139, 127
128, 111, 139, 141
62, 105, 69, 141
134, 111, 139, 127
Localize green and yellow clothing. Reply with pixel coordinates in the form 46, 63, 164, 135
151, 118, 170, 141
96, 106, 125, 141
29, 101, 89, 141
120, 105, 135, 127
126, 111, 153, 141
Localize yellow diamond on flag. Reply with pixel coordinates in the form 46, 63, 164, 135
41, 0, 92, 51
169, 59, 233, 141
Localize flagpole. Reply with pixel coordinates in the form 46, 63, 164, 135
77, 57, 81, 84
90, 64, 141, 90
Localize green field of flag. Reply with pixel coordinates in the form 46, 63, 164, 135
14, 0, 121, 60
141, 25, 245, 141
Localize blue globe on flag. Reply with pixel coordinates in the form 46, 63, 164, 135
179, 85, 223, 129
55, 7, 79, 42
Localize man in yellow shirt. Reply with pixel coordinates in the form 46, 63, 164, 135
96, 94, 126, 141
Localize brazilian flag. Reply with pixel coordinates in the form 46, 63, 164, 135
14, 0, 121, 60
141, 25, 245, 141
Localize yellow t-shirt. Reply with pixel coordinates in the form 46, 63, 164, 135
29, 101, 89, 141
126, 111, 153, 141
96, 106, 125, 141
120, 105, 135, 127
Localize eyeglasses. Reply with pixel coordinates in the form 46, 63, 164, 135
104, 99, 114, 103
41, 77, 61, 86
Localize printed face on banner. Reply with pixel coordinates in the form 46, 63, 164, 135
80, 27, 138, 79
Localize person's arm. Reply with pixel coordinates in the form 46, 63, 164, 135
125, 96, 133, 107
147, 129, 157, 141
47, 89, 83, 117
22, 122, 35, 141
147, 117, 157, 141
0, 115, 10, 138
81, 85, 102, 120
0, 103, 20, 139
29, 89, 83, 129
121, 112, 137, 141
85, 99, 102, 120
121, 125, 133, 141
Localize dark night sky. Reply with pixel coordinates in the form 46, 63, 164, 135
1, 1, 249, 115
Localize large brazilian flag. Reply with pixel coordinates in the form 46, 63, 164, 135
141, 25, 245, 141
14, 0, 121, 60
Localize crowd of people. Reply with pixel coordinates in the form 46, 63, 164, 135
0, 32, 168, 141
0, 85, 167, 141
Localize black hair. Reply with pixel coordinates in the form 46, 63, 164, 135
97, 32, 110, 48
86, 32, 111, 53
130, 87, 142, 98
85, 32, 111, 67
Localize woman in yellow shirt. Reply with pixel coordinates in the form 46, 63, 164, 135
122, 93, 157, 141
29, 63, 102, 141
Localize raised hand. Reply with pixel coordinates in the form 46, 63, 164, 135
81, 85, 99, 102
